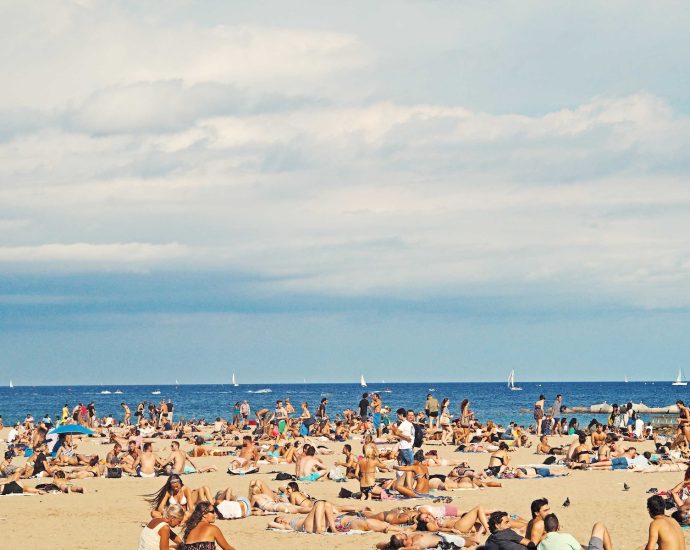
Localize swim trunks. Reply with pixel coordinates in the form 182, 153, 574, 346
183, 464, 197, 474
611, 457, 628, 470
361, 485, 374, 496
298, 472, 322, 482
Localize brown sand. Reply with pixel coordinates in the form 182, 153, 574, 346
0, 429, 687, 549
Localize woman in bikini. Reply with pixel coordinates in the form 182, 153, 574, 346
678, 401, 690, 445
415, 507, 490, 535
534, 394, 546, 436
394, 450, 431, 495
486, 442, 510, 476
268, 500, 339, 533
282, 481, 362, 513
182, 501, 235, 550
362, 507, 420, 525
248, 480, 311, 514
439, 398, 452, 446
148, 474, 214, 522
428, 464, 502, 490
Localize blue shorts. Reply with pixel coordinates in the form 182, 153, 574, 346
534, 467, 552, 477
373, 413, 382, 429
611, 457, 628, 470
298, 472, 322, 482
398, 448, 414, 466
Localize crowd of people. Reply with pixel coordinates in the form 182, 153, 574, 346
2, 390, 690, 549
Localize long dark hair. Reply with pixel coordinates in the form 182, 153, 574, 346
460, 399, 469, 413
184, 500, 213, 541
145, 474, 184, 510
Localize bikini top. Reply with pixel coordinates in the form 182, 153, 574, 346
169, 491, 188, 507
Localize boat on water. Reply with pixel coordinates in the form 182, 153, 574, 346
232, 372, 239, 387
508, 370, 522, 391
9, 380, 13, 388
624, 376, 628, 383
175, 379, 179, 386
360, 374, 367, 388
114, 390, 123, 394
100, 390, 111, 394
249, 388, 272, 394
672, 369, 687, 386
151, 390, 161, 395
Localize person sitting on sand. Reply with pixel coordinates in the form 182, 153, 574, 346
148, 474, 214, 522
394, 450, 431, 495
334, 444, 357, 478
536, 436, 565, 455
537, 514, 611, 550
487, 442, 511, 476
139, 504, 184, 550
134, 442, 165, 478
229, 436, 259, 470
182, 501, 235, 550
485, 511, 533, 550
165, 441, 216, 475
415, 506, 490, 535
377, 531, 478, 549
295, 444, 328, 481
526, 498, 550, 544
644, 496, 685, 550
356, 443, 391, 499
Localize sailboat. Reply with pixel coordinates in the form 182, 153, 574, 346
624, 376, 629, 383
672, 369, 687, 386
232, 372, 239, 387
175, 379, 179, 386
508, 370, 522, 391
360, 374, 367, 387
9, 380, 13, 388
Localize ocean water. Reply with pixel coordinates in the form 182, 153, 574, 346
0, 381, 684, 428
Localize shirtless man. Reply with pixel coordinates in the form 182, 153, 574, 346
133, 442, 164, 477
644, 495, 685, 550
537, 436, 565, 455
355, 444, 390, 499
166, 441, 216, 475
591, 424, 607, 450
335, 444, 357, 478
296, 444, 328, 481
371, 393, 383, 437
230, 436, 259, 469
121, 403, 131, 426
526, 498, 551, 544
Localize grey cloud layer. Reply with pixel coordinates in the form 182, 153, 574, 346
3, 1, 690, 311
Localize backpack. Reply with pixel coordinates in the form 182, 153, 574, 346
413, 423, 425, 448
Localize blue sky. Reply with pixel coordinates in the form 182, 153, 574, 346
2, 1, 690, 384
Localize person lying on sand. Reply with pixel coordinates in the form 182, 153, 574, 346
376, 531, 478, 549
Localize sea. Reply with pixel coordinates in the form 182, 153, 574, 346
0, 381, 683, 428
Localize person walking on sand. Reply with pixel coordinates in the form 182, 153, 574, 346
121, 402, 131, 426
425, 393, 439, 430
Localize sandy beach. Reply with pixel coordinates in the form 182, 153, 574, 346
1, 427, 687, 550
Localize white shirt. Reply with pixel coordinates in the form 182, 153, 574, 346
7, 428, 18, 443
397, 420, 415, 450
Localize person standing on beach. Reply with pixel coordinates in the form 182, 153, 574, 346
644, 495, 685, 550
121, 403, 131, 426
371, 393, 383, 437
167, 399, 174, 423
550, 394, 563, 418
358, 393, 370, 419
534, 395, 545, 436
425, 393, 439, 430
240, 400, 250, 429
316, 398, 328, 421
390, 408, 415, 467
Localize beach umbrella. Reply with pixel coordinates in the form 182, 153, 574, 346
48, 424, 95, 436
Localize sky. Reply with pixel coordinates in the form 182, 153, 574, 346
2, 0, 690, 384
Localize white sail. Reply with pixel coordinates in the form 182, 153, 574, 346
360, 374, 367, 387
508, 370, 522, 391
673, 369, 687, 386
9, 379, 13, 388
624, 376, 628, 383
175, 379, 179, 385
232, 372, 239, 387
